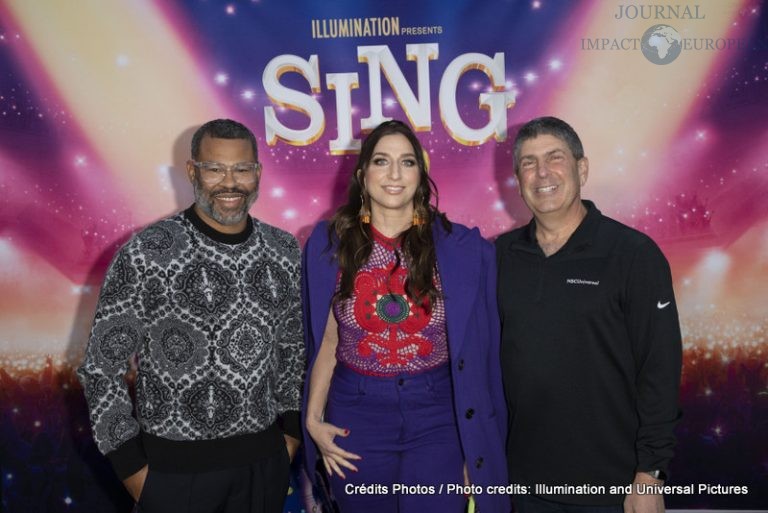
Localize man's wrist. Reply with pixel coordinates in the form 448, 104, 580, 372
641, 470, 667, 482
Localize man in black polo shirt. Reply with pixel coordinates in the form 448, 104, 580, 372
496, 117, 682, 513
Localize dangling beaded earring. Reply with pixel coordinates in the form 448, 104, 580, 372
412, 206, 426, 226
357, 170, 371, 224
412, 189, 427, 226
359, 193, 371, 224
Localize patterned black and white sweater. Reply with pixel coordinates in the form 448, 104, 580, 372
78, 207, 304, 479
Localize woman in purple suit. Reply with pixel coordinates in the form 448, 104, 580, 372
302, 120, 508, 513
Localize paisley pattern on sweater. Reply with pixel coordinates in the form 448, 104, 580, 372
78, 211, 304, 455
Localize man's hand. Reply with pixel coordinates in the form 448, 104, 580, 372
122, 465, 148, 502
284, 434, 301, 463
624, 472, 665, 513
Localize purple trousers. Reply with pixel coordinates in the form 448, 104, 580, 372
325, 363, 467, 513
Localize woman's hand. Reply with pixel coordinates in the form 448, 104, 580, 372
305, 312, 361, 477
306, 417, 362, 479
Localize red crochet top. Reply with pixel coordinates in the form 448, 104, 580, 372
333, 226, 448, 376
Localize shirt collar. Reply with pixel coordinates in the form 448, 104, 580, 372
518, 200, 601, 255
184, 205, 254, 245
370, 224, 401, 251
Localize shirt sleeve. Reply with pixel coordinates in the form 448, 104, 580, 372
624, 239, 683, 476
76, 242, 148, 480
274, 235, 306, 440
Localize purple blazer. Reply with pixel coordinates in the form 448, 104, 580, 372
301, 220, 509, 513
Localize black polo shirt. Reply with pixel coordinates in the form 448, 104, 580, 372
496, 200, 682, 506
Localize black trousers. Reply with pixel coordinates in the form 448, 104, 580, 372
136, 447, 290, 513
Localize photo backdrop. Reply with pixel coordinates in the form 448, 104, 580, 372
1, 1, 767, 511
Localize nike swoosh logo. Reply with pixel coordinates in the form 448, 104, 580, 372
657, 301, 671, 309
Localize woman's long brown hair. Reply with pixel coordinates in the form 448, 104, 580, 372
328, 120, 451, 310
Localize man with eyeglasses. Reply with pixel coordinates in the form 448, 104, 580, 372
78, 119, 304, 513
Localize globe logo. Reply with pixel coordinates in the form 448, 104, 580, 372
641, 24, 682, 65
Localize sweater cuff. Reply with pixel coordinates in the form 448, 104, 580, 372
278, 410, 301, 440
636, 453, 673, 479
107, 435, 147, 480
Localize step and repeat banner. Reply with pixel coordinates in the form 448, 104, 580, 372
1, 1, 766, 511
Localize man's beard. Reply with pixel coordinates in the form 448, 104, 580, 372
193, 179, 258, 226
